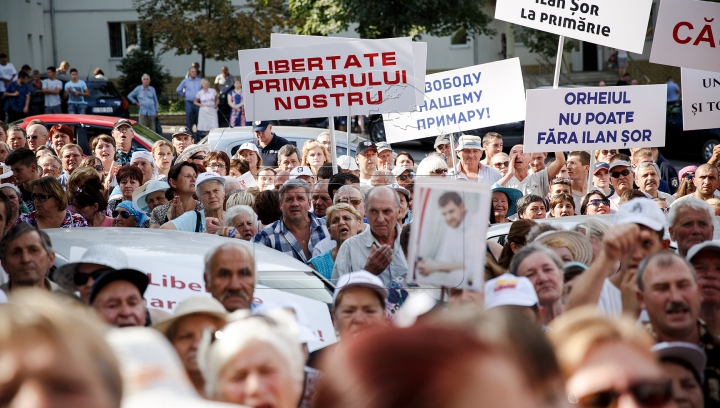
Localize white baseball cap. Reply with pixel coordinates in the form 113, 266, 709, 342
613, 197, 666, 232
195, 171, 226, 196
337, 155, 359, 171
238, 142, 260, 154
484, 274, 539, 310
391, 166, 412, 176
289, 166, 314, 179
652, 341, 707, 382
333, 271, 388, 307
686, 241, 720, 262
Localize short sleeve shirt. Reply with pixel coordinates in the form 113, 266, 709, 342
64, 80, 88, 104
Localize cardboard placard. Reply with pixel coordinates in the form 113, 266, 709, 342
495, 0, 653, 54
650, 0, 720, 72
681, 68, 720, 131
381, 58, 526, 143
237, 171, 258, 189
523, 85, 667, 153
406, 179, 490, 291
238, 38, 416, 120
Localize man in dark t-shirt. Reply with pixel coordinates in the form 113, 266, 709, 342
252, 120, 290, 167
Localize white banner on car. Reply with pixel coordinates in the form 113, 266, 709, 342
650, 0, 720, 72
270, 33, 427, 108
681, 68, 720, 131
381, 58, 526, 143
495, 0, 653, 54
523, 85, 667, 153
238, 37, 416, 121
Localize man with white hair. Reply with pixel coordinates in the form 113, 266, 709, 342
203, 243, 256, 312
669, 196, 715, 258
317, 131, 331, 152
636, 162, 674, 204
370, 169, 394, 187
26, 122, 48, 151
127, 74, 159, 131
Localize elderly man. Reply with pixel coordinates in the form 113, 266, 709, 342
687, 242, 720, 340
278, 144, 301, 171
5, 148, 39, 211
0, 224, 62, 293
26, 122, 48, 151
203, 243, 256, 312
113, 118, 141, 165
637, 250, 720, 406
370, 169, 394, 187
434, 134, 453, 168
632, 148, 673, 194
252, 120, 290, 167
636, 162, 674, 204
317, 131, 331, 152
608, 157, 635, 211
254, 179, 328, 263
89, 268, 149, 327
694, 164, 720, 201
376, 142, 394, 171
311, 179, 332, 219
497, 144, 565, 197
153, 296, 227, 397
454, 135, 501, 184
479, 132, 503, 166
567, 198, 670, 318
669, 197, 715, 258
127, 74, 159, 131
332, 186, 407, 285
171, 127, 193, 156
356, 141, 378, 186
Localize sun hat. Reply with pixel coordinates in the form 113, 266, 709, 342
491, 186, 523, 217
333, 271, 388, 307
176, 144, 211, 164
153, 296, 228, 336
89, 268, 149, 304
132, 180, 171, 213
534, 230, 594, 266
484, 274, 539, 310
53, 245, 129, 293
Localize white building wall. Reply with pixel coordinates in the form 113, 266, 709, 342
0, 0, 46, 71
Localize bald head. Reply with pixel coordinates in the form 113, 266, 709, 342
204, 243, 256, 312
366, 185, 399, 209
27, 124, 49, 151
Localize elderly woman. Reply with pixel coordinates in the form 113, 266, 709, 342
150, 162, 203, 227
580, 190, 611, 215
59, 144, 83, 176
71, 176, 113, 227
236, 143, 263, 177
308, 204, 363, 279
133, 180, 170, 214
0, 141, 9, 162
113, 200, 149, 228
131, 151, 157, 184
220, 205, 259, 241
198, 309, 305, 408
533, 230, 594, 266
301, 141, 329, 176
0, 183, 24, 226
38, 154, 62, 179
92, 135, 116, 174
194, 78, 219, 138
491, 186, 522, 224
416, 155, 447, 178
152, 140, 174, 180
108, 165, 143, 211
18, 176, 87, 228
36, 145, 55, 159
49, 124, 74, 154
161, 172, 225, 233
509, 244, 565, 325
549, 193, 575, 217
204, 151, 231, 177
79, 156, 104, 178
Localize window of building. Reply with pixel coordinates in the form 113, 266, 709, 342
108, 22, 139, 58
451, 28, 468, 45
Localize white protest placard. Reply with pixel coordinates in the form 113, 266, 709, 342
495, 0, 653, 54
381, 58, 526, 143
238, 38, 416, 121
406, 179, 490, 291
650, 0, 720, 72
681, 68, 720, 131
271, 33, 427, 107
523, 85, 667, 153
237, 171, 258, 190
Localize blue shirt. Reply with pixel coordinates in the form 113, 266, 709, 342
308, 250, 334, 280
5, 81, 29, 112
253, 213, 328, 263
176, 77, 202, 102
64, 80, 88, 104
127, 85, 159, 116
170, 210, 206, 233
667, 81, 680, 102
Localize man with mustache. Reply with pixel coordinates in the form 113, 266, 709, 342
203, 243, 256, 312
637, 250, 720, 407
669, 197, 715, 258
636, 162, 674, 204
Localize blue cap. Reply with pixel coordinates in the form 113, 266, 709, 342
252, 120, 272, 132
593, 162, 610, 174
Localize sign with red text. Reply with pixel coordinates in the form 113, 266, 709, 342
523, 85, 667, 153
650, 0, 720, 72
495, 0, 653, 54
271, 33, 427, 107
237, 171, 258, 189
681, 68, 720, 131
381, 59, 526, 143
238, 38, 416, 120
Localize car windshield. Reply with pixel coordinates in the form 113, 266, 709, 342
88, 81, 121, 99
132, 123, 164, 144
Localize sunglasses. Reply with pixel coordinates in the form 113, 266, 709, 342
190, 155, 206, 161
93, 165, 104, 172
32, 193, 52, 202
208, 163, 226, 169
685, 172, 695, 180
611, 169, 631, 178
493, 161, 510, 168
398, 172, 415, 181
589, 199, 610, 207
337, 197, 362, 205
432, 168, 448, 175
112, 210, 132, 219
600, 149, 618, 156
73, 269, 108, 286
659, 207, 670, 214
575, 379, 672, 408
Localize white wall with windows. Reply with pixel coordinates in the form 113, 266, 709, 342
0, 0, 46, 72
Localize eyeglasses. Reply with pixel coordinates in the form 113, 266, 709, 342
32, 193, 52, 202
207, 163, 226, 170
112, 210, 131, 219
93, 165, 104, 172
685, 172, 695, 180
73, 269, 109, 286
493, 161, 510, 168
611, 169, 631, 178
574, 379, 672, 408
432, 168, 448, 175
337, 197, 362, 205
41, 165, 59, 171
589, 199, 610, 207
190, 155, 206, 161
600, 149, 618, 156
397, 172, 415, 181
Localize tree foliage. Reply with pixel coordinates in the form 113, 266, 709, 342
515, 27, 576, 61
116, 49, 173, 97
290, 0, 496, 39
135, 0, 294, 76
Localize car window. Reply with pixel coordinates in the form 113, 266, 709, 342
87, 81, 120, 99
132, 123, 164, 144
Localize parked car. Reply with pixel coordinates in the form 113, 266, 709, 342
203, 125, 365, 158
13, 114, 164, 155
664, 101, 720, 162
37, 73, 130, 118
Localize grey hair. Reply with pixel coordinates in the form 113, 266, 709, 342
0, 223, 52, 259
203, 243, 257, 285
509, 244, 564, 277
634, 161, 661, 178
371, 169, 395, 185
416, 156, 447, 176
637, 250, 697, 291
224, 205, 258, 227
668, 196, 714, 227
279, 179, 311, 197
572, 218, 611, 242
366, 185, 400, 209
334, 185, 364, 205
0, 141, 9, 152
141, 73, 150, 80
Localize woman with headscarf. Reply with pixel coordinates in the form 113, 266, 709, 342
130, 151, 158, 184
112, 201, 149, 228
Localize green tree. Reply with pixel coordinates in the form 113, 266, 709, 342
135, 0, 294, 77
515, 27, 576, 61
116, 49, 173, 97
290, 0, 495, 39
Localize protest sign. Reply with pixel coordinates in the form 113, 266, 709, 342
238, 38, 416, 121
681, 68, 720, 131
406, 179, 490, 291
270, 33, 427, 107
237, 171, 258, 189
495, 0, 653, 54
650, 0, 720, 72
523, 85, 667, 153
381, 58, 526, 144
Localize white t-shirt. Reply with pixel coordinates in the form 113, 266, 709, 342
597, 278, 649, 322
505, 169, 549, 197
0, 62, 17, 92
42, 78, 63, 107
